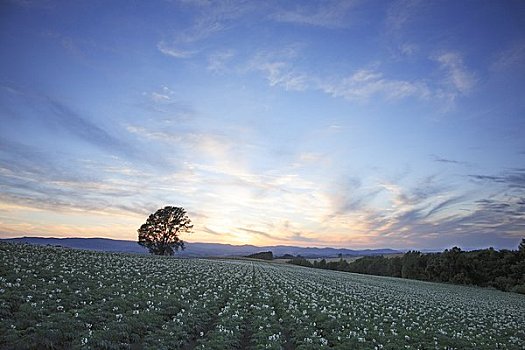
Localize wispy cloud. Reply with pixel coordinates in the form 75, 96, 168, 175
304, 178, 458, 247
304, 53, 476, 105
126, 124, 241, 165
0, 138, 157, 218
431, 154, 468, 166
469, 169, 525, 189
137, 87, 195, 121
207, 49, 235, 73
46, 99, 128, 151
385, 0, 422, 33
397, 42, 418, 56
123, 121, 336, 245
259, 62, 309, 91
247, 48, 309, 91
358, 170, 525, 249
2, 0, 523, 251
319, 68, 430, 102
424, 195, 467, 219
246, 49, 437, 102
434, 52, 477, 95
491, 41, 525, 72
157, 41, 197, 59
155, 1, 478, 109
158, 0, 256, 59
272, 0, 358, 28
3, 117, 523, 248
242, 46, 484, 108
160, 0, 359, 63
0, 87, 181, 222
144, 86, 177, 104
0, 86, 135, 157
237, 227, 277, 240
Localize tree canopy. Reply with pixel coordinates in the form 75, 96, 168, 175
138, 206, 192, 256
288, 239, 525, 294
246, 251, 273, 260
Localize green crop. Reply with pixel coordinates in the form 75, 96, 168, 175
1, 243, 523, 349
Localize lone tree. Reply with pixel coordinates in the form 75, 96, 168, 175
138, 206, 192, 255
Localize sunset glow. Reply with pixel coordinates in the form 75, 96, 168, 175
1, 1, 524, 250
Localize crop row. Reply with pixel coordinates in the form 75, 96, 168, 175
0, 243, 524, 349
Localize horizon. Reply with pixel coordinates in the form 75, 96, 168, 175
3, 235, 520, 253
1, 1, 524, 251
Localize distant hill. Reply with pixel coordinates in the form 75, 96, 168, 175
1, 237, 147, 254
0, 237, 400, 258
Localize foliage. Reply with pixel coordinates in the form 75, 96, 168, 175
246, 251, 273, 260
288, 239, 525, 294
276, 254, 294, 260
138, 206, 192, 256
0, 243, 524, 349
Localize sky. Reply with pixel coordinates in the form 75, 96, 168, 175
0, 0, 524, 250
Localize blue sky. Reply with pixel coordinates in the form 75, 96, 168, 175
1, 0, 524, 250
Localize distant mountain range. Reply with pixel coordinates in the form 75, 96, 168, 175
0, 237, 401, 258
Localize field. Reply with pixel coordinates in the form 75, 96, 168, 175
1, 243, 524, 349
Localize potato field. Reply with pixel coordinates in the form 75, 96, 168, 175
0, 243, 524, 349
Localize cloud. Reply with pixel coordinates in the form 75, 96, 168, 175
247, 48, 309, 91
126, 125, 240, 165
362, 170, 525, 249
158, 0, 256, 59
260, 62, 308, 91
237, 227, 277, 240
272, 0, 358, 28
431, 154, 468, 166
163, 3, 481, 108
145, 86, 177, 104
491, 41, 525, 72
432, 155, 460, 164
202, 225, 226, 236
238, 45, 475, 109
157, 41, 197, 58
468, 174, 503, 182
4, 117, 524, 249
0, 171, 149, 218
0, 140, 155, 218
0, 87, 177, 221
434, 52, 477, 94
0, 86, 139, 160
137, 87, 196, 120
385, 0, 422, 33
417, 194, 524, 248
46, 99, 127, 151
319, 175, 457, 244
0, 138, 68, 181
286, 231, 320, 243
124, 123, 340, 245
319, 68, 430, 102
325, 177, 370, 219
398, 43, 418, 56
424, 196, 467, 219
468, 169, 525, 189
247, 51, 437, 103
295, 152, 326, 167
207, 49, 235, 73
326, 176, 462, 237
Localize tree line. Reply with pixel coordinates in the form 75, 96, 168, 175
288, 239, 525, 294
245, 251, 274, 260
